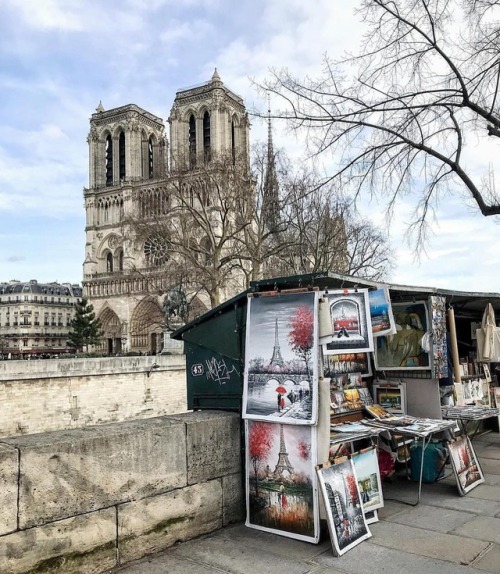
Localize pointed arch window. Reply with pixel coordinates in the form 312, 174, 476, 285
189, 114, 196, 168
119, 131, 126, 180
148, 137, 154, 179
231, 120, 236, 165
203, 111, 211, 163
105, 135, 113, 186
106, 252, 114, 273
118, 249, 124, 271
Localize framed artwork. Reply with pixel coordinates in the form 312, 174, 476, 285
374, 301, 431, 370
321, 290, 374, 355
448, 435, 485, 495
351, 447, 384, 513
358, 388, 374, 406
372, 383, 406, 414
343, 388, 363, 411
483, 364, 492, 383
365, 509, 379, 524
364, 404, 394, 419
245, 420, 319, 543
493, 387, 500, 431
317, 458, 371, 556
369, 287, 396, 338
331, 390, 349, 414
323, 353, 372, 379
243, 291, 319, 425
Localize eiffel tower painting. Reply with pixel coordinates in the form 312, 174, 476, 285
274, 424, 295, 477
269, 318, 285, 367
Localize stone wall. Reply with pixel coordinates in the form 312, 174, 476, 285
0, 411, 244, 574
0, 356, 187, 439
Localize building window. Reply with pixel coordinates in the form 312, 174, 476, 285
203, 111, 210, 163
189, 114, 196, 168
144, 236, 170, 266
231, 120, 236, 165
117, 249, 124, 271
119, 131, 126, 180
23, 339, 28, 347
105, 134, 113, 186
107, 252, 113, 273
148, 137, 154, 179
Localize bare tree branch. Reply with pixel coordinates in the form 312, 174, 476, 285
257, 0, 500, 247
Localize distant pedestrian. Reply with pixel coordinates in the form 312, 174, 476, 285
277, 393, 282, 412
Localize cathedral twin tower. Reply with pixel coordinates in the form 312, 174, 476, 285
83, 70, 251, 355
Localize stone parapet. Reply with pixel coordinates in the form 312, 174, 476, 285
0, 355, 183, 381
0, 355, 187, 439
0, 411, 243, 574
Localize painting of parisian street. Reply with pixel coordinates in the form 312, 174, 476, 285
317, 458, 371, 556
245, 420, 319, 542
243, 291, 319, 424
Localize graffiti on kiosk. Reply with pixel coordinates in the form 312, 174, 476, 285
205, 356, 239, 385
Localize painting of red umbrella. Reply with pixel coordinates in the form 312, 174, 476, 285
275, 386, 287, 394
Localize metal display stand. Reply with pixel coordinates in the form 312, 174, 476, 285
441, 406, 500, 440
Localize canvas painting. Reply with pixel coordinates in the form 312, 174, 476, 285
358, 388, 374, 406
331, 390, 349, 414
372, 383, 406, 414
369, 287, 396, 338
323, 352, 372, 379
321, 290, 374, 355
246, 420, 319, 543
317, 458, 371, 556
243, 291, 318, 424
343, 389, 363, 411
374, 301, 431, 370
351, 447, 384, 512
448, 435, 485, 495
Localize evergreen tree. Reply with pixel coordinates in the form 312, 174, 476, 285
67, 298, 103, 352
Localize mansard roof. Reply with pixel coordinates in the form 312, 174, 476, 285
0, 280, 82, 297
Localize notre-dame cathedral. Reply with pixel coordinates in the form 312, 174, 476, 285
83, 70, 251, 355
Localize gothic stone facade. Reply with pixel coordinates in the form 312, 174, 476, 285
83, 71, 250, 355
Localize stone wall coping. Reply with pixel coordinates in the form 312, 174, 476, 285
0, 354, 185, 381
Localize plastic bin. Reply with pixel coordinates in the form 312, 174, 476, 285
409, 441, 447, 483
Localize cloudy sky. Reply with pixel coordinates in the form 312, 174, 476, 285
0, 0, 499, 293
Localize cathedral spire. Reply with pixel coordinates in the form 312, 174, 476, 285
262, 95, 279, 230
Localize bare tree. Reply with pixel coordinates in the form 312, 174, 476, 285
126, 151, 254, 309
236, 142, 309, 283
276, 183, 394, 280
263, 0, 500, 246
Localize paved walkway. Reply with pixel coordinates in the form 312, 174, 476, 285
109, 432, 500, 574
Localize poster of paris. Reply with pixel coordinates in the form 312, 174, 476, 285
321, 289, 373, 355
245, 420, 319, 543
317, 458, 371, 556
242, 291, 319, 425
